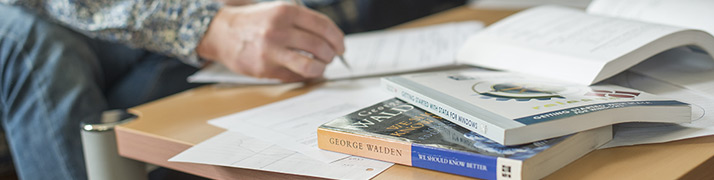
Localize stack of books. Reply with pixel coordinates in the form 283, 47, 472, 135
317, 0, 712, 179
318, 70, 690, 179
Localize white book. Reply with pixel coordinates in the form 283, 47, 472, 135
456, 4, 714, 85
381, 70, 691, 145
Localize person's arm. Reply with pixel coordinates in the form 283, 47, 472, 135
2, 0, 221, 67
3, 0, 345, 82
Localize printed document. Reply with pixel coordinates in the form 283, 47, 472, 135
209, 78, 391, 162
169, 131, 393, 180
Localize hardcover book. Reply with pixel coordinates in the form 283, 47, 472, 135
381, 70, 690, 145
317, 98, 612, 180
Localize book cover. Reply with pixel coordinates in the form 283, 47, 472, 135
381, 70, 689, 145
317, 98, 612, 180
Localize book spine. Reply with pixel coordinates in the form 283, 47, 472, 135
317, 127, 413, 166
381, 78, 505, 144
318, 128, 521, 180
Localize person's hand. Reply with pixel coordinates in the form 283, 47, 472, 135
197, 2, 345, 82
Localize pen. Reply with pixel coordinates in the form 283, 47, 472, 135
290, 0, 352, 70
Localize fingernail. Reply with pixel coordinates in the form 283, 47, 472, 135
307, 62, 324, 77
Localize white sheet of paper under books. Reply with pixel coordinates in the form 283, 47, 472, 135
168, 130, 393, 180
169, 78, 396, 179
209, 78, 391, 163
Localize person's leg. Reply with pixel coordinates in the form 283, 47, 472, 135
105, 52, 203, 110
0, 5, 106, 180
0, 5, 204, 179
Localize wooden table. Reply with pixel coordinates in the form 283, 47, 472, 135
115, 6, 714, 180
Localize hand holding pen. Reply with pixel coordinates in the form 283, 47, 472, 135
196, 1, 348, 82
289, 0, 352, 70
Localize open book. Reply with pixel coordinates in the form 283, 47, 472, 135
457, 0, 714, 85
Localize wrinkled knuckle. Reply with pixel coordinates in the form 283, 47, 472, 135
315, 20, 330, 34
273, 3, 295, 17
304, 37, 323, 50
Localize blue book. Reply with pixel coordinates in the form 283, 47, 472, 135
318, 98, 612, 180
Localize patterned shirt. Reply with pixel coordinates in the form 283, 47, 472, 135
0, 0, 458, 66
1, 0, 222, 66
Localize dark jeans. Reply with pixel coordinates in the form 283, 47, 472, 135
0, 5, 202, 179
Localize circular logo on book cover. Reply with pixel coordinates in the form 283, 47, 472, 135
472, 81, 581, 101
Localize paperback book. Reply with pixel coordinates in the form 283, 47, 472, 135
456, 2, 714, 85
381, 70, 690, 145
317, 98, 612, 180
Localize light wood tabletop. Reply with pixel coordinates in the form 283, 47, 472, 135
116, 6, 714, 180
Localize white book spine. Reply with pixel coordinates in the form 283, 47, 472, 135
497, 157, 523, 180
381, 78, 506, 144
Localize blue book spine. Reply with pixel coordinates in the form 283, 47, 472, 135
411, 144, 522, 180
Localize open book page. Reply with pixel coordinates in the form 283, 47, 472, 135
456, 5, 685, 85
188, 21, 483, 84
587, 0, 714, 36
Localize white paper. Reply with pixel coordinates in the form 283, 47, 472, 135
587, 0, 714, 36
601, 71, 714, 148
169, 131, 393, 180
188, 63, 282, 84
188, 21, 484, 84
209, 78, 391, 162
